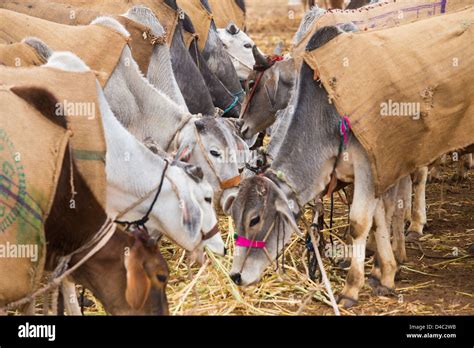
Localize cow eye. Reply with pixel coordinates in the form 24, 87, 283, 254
244, 43, 252, 49
156, 275, 167, 283
205, 197, 212, 204
249, 216, 260, 227
210, 150, 221, 157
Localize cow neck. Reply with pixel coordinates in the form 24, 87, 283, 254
268, 64, 340, 207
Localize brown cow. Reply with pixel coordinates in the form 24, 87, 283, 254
1, 64, 169, 315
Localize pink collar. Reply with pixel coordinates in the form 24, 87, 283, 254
235, 235, 266, 249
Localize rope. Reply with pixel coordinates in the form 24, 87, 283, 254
223, 95, 240, 114
307, 226, 341, 316
115, 160, 170, 229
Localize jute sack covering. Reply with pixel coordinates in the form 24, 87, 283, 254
52, 0, 179, 47
177, 0, 213, 51
0, 65, 107, 209
0, 68, 70, 304
0, 42, 46, 68
0, 0, 99, 26
303, 6, 474, 196
208, 0, 246, 29
293, 0, 467, 63
0, 1, 165, 75
0, 9, 128, 87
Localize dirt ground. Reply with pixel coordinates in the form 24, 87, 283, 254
79, 0, 472, 316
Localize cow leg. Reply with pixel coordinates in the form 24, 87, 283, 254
20, 300, 36, 315
392, 176, 410, 266
407, 167, 428, 239
403, 176, 413, 224
338, 173, 377, 308
453, 153, 473, 181
61, 278, 82, 316
428, 157, 443, 182
371, 199, 397, 296
369, 183, 397, 286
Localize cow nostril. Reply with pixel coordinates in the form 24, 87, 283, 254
230, 273, 242, 285
223, 247, 227, 256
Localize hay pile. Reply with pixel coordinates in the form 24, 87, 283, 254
164, 206, 350, 316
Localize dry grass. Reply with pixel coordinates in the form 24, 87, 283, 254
156, 160, 473, 316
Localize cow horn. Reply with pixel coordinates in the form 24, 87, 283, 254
226, 22, 240, 35
252, 45, 270, 69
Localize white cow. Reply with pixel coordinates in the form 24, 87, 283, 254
44, 51, 225, 259
217, 22, 259, 81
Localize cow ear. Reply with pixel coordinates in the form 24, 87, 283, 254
180, 199, 201, 242
174, 143, 194, 162
274, 189, 304, 238
264, 69, 280, 106
223, 191, 237, 215
184, 164, 204, 183
124, 241, 152, 310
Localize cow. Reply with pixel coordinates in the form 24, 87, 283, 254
177, 0, 245, 118
217, 22, 261, 82
227, 27, 418, 308
0, 64, 169, 315
240, 5, 429, 241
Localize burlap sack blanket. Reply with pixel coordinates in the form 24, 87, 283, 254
0, 1, 163, 75
293, 0, 467, 60
208, 0, 246, 29
52, 0, 179, 47
0, 65, 107, 209
0, 0, 99, 26
303, 6, 474, 196
177, 0, 213, 51
0, 9, 128, 87
0, 42, 46, 67
0, 70, 69, 301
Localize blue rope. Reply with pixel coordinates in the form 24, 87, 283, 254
224, 96, 239, 114
223, 90, 245, 114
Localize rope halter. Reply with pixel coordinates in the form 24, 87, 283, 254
240, 55, 284, 120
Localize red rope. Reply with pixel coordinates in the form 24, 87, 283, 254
240, 55, 284, 119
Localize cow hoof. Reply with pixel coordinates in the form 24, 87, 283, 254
337, 295, 358, 309
450, 174, 466, 183
78, 296, 94, 308
373, 285, 396, 297
336, 258, 351, 269
395, 269, 403, 281
428, 175, 442, 183
368, 275, 381, 288
468, 244, 474, 255
405, 231, 422, 243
